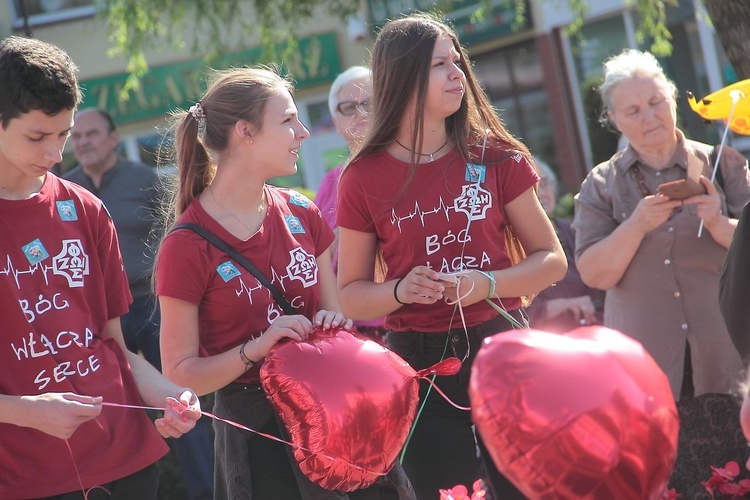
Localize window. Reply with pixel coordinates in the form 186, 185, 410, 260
473, 40, 558, 172
8, 0, 95, 29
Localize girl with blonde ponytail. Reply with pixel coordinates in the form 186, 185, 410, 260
155, 67, 413, 499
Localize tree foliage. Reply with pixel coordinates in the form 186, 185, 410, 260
99, 0, 359, 94
100, 0, 738, 94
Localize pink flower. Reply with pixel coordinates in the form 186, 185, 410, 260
699, 462, 750, 499
660, 487, 682, 499
438, 480, 488, 500
439, 484, 468, 500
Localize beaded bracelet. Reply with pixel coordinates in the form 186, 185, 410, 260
394, 277, 407, 305
239, 339, 257, 370
481, 270, 496, 299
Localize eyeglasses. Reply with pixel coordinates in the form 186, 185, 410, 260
336, 99, 370, 117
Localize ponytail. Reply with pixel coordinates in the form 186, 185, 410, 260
173, 110, 214, 217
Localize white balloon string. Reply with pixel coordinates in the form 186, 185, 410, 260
698, 89, 743, 237
445, 130, 492, 360
444, 273, 475, 363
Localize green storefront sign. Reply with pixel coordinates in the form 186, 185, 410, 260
79, 33, 341, 125
367, 0, 531, 45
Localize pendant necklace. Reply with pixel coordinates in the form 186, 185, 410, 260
210, 185, 267, 235
394, 138, 450, 162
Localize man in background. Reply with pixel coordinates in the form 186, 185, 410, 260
65, 108, 214, 500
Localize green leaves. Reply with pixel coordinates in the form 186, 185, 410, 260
99, 0, 358, 99
99, 0, 685, 100
628, 0, 678, 56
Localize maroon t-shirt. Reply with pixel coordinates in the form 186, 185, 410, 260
0, 175, 167, 499
157, 186, 334, 385
337, 144, 538, 332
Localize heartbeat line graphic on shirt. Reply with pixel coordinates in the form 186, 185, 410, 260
1, 254, 55, 290
235, 278, 267, 303
231, 267, 298, 302
391, 197, 455, 232
390, 185, 493, 233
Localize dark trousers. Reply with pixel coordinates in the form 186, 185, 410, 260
37, 464, 159, 500
213, 382, 415, 500
121, 295, 214, 500
387, 312, 527, 500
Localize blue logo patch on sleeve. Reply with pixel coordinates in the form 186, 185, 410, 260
465, 163, 486, 183
285, 215, 306, 234
22, 238, 49, 265
217, 261, 241, 282
289, 191, 310, 208
56, 200, 78, 221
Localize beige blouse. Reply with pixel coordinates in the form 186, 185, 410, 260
573, 132, 750, 399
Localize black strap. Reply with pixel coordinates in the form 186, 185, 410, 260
171, 222, 298, 315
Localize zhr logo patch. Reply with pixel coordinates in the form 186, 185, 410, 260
288, 191, 310, 208
286, 247, 317, 288
217, 261, 241, 282
53, 240, 89, 287
454, 183, 492, 221
56, 200, 78, 221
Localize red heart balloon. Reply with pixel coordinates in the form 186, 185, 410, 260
469, 326, 679, 499
261, 327, 461, 491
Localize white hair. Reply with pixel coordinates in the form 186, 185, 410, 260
599, 49, 677, 114
536, 158, 558, 194
328, 65, 371, 117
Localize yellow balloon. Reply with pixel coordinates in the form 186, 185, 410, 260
687, 79, 750, 135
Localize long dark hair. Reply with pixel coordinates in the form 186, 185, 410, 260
343, 13, 535, 301
345, 12, 533, 173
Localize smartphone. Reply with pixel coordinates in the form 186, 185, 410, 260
656, 178, 706, 200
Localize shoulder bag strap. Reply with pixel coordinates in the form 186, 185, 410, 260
171, 222, 298, 315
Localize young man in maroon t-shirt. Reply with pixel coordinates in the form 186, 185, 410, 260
0, 36, 200, 500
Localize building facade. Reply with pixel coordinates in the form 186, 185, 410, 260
1, 0, 741, 195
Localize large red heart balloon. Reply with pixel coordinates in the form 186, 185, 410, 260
469, 326, 679, 499
261, 327, 461, 491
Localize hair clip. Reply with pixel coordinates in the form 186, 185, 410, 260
189, 102, 206, 123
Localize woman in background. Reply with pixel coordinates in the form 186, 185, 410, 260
573, 49, 750, 494
526, 160, 604, 332
315, 66, 386, 342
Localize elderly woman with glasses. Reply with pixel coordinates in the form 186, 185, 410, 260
314, 66, 387, 342
573, 48, 750, 493
315, 66, 371, 235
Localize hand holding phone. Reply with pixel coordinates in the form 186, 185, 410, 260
656, 178, 706, 200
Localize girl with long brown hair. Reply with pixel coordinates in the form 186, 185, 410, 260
337, 13, 567, 499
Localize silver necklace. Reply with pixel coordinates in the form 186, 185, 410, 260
394, 138, 450, 162
210, 185, 266, 234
